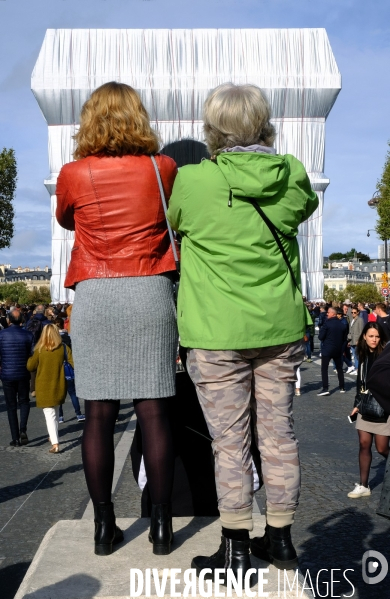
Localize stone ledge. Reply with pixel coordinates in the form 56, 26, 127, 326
14, 516, 313, 599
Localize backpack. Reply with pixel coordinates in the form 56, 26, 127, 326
25, 318, 43, 344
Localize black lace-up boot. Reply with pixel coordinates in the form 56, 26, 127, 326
148, 504, 173, 555
191, 535, 254, 589
250, 524, 298, 570
94, 501, 124, 556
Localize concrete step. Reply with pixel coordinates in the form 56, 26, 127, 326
14, 515, 312, 599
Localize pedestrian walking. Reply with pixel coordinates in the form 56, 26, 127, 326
348, 307, 364, 374
317, 306, 348, 395
56, 82, 178, 557
53, 317, 85, 423
366, 341, 390, 518
167, 82, 318, 582
374, 302, 390, 342
348, 322, 389, 498
0, 310, 34, 446
27, 324, 73, 454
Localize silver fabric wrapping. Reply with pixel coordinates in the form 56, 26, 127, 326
31, 28, 341, 302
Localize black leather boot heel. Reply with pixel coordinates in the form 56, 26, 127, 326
148, 504, 173, 555
192, 536, 255, 589
250, 524, 298, 570
94, 501, 124, 556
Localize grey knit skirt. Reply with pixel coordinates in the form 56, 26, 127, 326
71, 276, 178, 400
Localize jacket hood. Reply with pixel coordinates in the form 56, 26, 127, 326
216, 152, 289, 200
34, 313, 46, 321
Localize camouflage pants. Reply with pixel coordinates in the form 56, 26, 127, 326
187, 341, 304, 520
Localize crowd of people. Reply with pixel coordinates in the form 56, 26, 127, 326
0, 302, 83, 452
1, 80, 389, 587
298, 300, 390, 502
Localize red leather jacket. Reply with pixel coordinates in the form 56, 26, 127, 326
56, 154, 177, 289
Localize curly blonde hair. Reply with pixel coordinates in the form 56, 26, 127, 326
203, 83, 275, 155
73, 82, 159, 159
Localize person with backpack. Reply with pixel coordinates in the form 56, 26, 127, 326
27, 324, 74, 453
54, 317, 85, 423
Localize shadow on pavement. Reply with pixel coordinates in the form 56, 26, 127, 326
298, 508, 390, 598
0, 464, 84, 504
0, 561, 31, 599
21, 573, 101, 599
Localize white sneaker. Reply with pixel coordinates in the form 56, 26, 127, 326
346, 366, 355, 374
347, 484, 371, 498
350, 370, 358, 376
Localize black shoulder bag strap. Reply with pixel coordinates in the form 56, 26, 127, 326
211, 157, 301, 293
246, 197, 301, 293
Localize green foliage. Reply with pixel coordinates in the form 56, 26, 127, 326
323, 285, 344, 303
0, 282, 51, 304
0, 148, 17, 250
328, 249, 370, 263
376, 141, 390, 242
328, 252, 345, 261
324, 283, 382, 304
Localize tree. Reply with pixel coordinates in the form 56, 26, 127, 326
356, 252, 371, 262
0, 282, 30, 304
323, 283, 382, 304
0, 148, 17, 249
328, 252, 346, 261
28, 286, 51, 304
328, 249, 370, 262
344, 284, 383, 304
375, 141, 390, 244
0, 282, 51, 304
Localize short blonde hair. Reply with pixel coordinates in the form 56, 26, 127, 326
35, 324, 62, 353
73, 82, 159, 159
203, 83, 275, 155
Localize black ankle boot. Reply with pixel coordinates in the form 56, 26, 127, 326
148, 504, 173, 555
192, 536, 254, 588
94, 501, 124, 556
250, 524, 298, 570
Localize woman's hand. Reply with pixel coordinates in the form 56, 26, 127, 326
350, 407, 359, 416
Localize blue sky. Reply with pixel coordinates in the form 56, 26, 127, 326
0, 0, 389, 267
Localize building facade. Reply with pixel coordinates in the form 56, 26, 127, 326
0, 265, 51, 292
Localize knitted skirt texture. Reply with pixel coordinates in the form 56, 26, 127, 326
71, 276, 178, 400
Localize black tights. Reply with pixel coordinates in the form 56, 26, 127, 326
134, 398, 174, 505
82, 399, 173, 506
82, 400, 120, 504
358, 430, 390, 487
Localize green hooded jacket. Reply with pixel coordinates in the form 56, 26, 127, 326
167, 152, 319, 350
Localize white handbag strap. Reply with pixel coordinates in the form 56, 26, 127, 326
150, 155, 180, 271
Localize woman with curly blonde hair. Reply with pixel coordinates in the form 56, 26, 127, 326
56, 82, 178, 556
27, 324, 74, 454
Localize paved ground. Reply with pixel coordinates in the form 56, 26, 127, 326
1, 343, 390, 599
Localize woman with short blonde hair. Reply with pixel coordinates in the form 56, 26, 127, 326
167, 82, 318, 583
27, 324, 73, 454
56, 81, 178, 556
203, 82, 275, 155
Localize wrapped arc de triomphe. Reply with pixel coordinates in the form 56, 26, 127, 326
31, 28, 341, 303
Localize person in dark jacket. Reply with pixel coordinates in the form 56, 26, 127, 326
0, 310, 34, 446
366, 341, 390, 520
375, 303, 390, 342
317, 306, 348, 395
358, 302, 369, 325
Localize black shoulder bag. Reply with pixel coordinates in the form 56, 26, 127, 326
357, 358, 386, 421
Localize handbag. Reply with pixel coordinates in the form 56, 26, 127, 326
357, 359, 385, 420
63, 343, 75, 381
